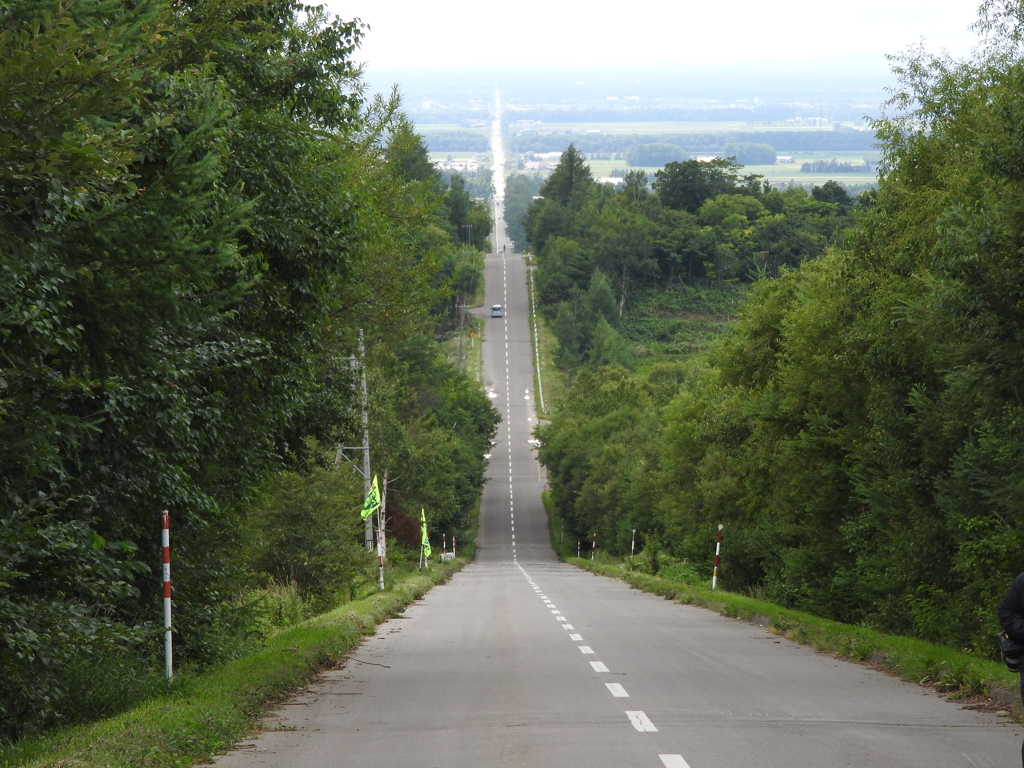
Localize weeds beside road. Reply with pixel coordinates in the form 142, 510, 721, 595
572, 555, 1022, 718
541, 490, 1021, 720
0, 558, 468, 768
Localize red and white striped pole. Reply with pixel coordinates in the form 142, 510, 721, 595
161, 510, 173, 680
711, 523, 723, 590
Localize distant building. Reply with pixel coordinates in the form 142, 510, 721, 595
435, 158, 482, 172
783, 116, 831, 127
776, 156, 795, 164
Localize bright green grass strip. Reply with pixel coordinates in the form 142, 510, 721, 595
526, 266, 563, 419
1, 559, 468, 768
568, 557, 1022, 717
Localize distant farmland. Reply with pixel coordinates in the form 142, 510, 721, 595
418, 119, 880, 189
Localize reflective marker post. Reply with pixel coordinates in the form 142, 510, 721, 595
711, 524, 723, 590
161, 510, 173, 680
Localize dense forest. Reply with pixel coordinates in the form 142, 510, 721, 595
0, 0, 497, 740
524, 6, 1024, 656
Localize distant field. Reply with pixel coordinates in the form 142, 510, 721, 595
417, 120, 869, 136
416, 117, 879, 189
585, 151, 879, 189
417, 123, 488, 133
513, 120, 867, 135
430, 151, 487, 161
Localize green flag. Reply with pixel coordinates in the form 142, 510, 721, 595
360, 475, 380, 520
420, 509, 431, 558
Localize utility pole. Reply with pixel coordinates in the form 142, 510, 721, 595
359, 329, 372, 550
335, 330, 373, 550
456, 295, 466, 370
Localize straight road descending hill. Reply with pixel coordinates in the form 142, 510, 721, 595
210, 255, 1024, 768
210, 115, 1023, 768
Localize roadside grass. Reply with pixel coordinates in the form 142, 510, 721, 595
0, 558, 470, 768
526, 261, 563, 419
540, 493, 1022, 717
446, 311, 484, 382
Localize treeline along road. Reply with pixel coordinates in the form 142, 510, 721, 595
209, 104, 1023, 768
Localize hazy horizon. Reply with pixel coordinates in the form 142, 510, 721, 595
326, 0, 981, 73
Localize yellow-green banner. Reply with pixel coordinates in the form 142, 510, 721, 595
360, 475, 380, 520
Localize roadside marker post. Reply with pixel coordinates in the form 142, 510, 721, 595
712, 524, 723, 590
591, 533, 596, 561
161, 510, 173, 680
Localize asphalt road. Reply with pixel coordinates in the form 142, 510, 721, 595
209, 101, 1024, 768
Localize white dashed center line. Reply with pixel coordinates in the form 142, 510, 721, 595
508, 263, 695, 768
626, 711, 658, 732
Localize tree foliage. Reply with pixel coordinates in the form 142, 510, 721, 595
0, 0, 497, 738
535, 4, 1024, 655
512, 144, 853, 371
624, 142, 687, 167
722, 142, 777, 166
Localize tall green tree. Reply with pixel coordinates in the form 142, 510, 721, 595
0, 0, 480, 738
524, 144, 594, 252
653, 158, 743, 214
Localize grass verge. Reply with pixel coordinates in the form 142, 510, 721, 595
526, 262, 563, 418
539, 492, 1021, 719
0, 557, 469, 768
576, 558, 1022, 715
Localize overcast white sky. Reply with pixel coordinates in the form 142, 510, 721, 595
323, 0, 983, 71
